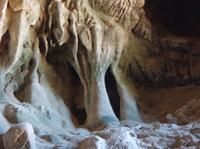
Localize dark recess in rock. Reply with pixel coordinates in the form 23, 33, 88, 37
145, 0, 200, 37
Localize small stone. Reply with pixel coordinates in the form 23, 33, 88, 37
3, 123, 35, 149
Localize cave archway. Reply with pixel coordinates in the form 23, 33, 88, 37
46, 45, 87, 125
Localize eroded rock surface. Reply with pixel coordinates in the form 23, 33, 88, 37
3, 123, 35, 149
0, 0, 199, 148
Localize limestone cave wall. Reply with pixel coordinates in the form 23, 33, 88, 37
0, 0, 199, 148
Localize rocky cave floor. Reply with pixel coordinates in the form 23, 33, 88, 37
1, 85, 200, 148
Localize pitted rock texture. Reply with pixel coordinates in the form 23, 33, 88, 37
0, 0, 200, 148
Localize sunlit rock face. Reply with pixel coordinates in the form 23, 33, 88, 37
0, 0, 200, 148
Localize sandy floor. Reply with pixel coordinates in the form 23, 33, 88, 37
138, 84, 200, 123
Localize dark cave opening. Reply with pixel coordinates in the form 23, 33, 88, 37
47, 48, 87, 125
145, 0, 200, 37
65, 63, 87, 125
105, 68, 120, 119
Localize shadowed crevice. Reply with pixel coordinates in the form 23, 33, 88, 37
105, 68, 120, 119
